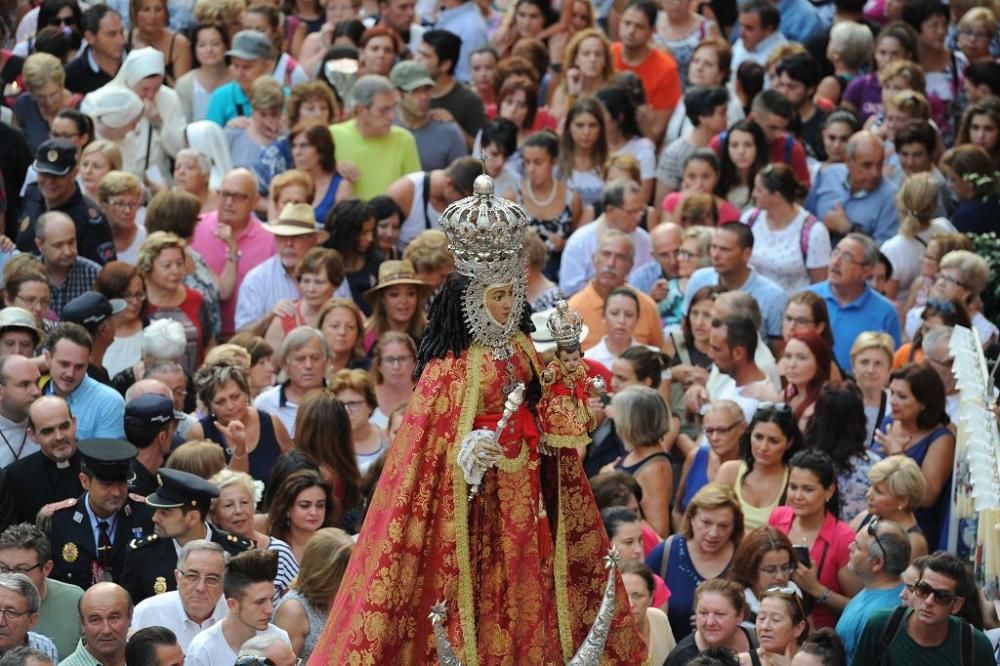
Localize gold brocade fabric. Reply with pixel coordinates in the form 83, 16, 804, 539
307, 334, 644, 665
538, 359, 597, 447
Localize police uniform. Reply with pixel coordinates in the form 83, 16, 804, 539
120, 468, 252, 604
44, 439, 154, 589
7, 448, 83, 524
14, 140, 115, 265
124, 394, 185, 498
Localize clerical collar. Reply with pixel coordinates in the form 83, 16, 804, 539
55, 460, 70, 469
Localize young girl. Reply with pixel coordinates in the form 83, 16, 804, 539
716, 120, 769, 212
558, 97, 609, 208
539, 299, 600, 450
903, 0, 963, 144
662, 149, 742, 223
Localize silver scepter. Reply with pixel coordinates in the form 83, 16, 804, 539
460, 383, 526, 500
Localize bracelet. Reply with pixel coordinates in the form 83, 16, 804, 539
231, 451, 247, 460
227, 250, 242, 262
816, 587, 832, 604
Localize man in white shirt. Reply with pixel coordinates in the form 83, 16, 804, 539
730, 0, 787, 74
131, 540, 228, 651
185, 550, 291, 666
0, 354, 41, 468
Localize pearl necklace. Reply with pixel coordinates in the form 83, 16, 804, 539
524, 179, 558, 207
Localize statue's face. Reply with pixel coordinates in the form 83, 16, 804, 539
483, 284, 514, 325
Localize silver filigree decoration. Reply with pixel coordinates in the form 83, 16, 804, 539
567, 547, 621, 666
430, 601, 464, 666
461, 271, 527, 360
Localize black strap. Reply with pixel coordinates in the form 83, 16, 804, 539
876, 606, 909, 666
871, 391, 888, 446
961, 618, 973, 666
422, 171, 432, 229
749, 647, 763, 666
143, 122, 153, 174
235, 102, 248, 117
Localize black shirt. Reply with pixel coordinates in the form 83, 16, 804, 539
431, 82, 486, 140
16, 183, 116, 265
64, 47, 117, 95
6, 450, 84, 524
0, 121, 32, 238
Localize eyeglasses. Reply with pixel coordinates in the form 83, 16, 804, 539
935, 274, 969, 290
912, 579, 959, 605
959, 28, 991, 41
382, 355, 414, 366
109, 199, 140, 211
339, 399, 368, 413
123, 291, 146, 302
178, 571, 223, 587
0, 607, 31, 621
757, 402, 792, 415
783, 315, 815, 327
758, 562, 794, 576
830, 248, 865, 266
220, 190, 252, 202
704, 421, 743, 437
0, 563, 41, 575
867, 517, 887, 560
678, 249, 700, 260
50, 131, 80, 140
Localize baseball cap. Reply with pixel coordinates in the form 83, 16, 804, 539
390, 60, 435, 92
226, 30, 275, 61
61, 292, 127, 332
125, 394, 185, 447
34, 139, 77, 177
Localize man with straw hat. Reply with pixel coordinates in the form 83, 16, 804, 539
235, 203, 348, 335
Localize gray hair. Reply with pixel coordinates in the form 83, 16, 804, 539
35, 211, 74, 243
175, 148, 213, 176
176, 539, 228, 570
716, 291, 762, 330
610, 385, 670, 449
921, 326, 954, 359
0, 647, 54, 665
843, 232, 879, 266
595, 228, 635, 264
238, 633, 288, 656
829, 21, 874, 70
846, 130, 882, 161
602, 178, 642, 209
141, 319, 188, 360
350, 74, 395, 110
0, 573, 39, 614
867, 519, 911, 576
279, 326, 329, 362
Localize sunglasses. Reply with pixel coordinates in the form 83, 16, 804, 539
912, 580, 959, 605
758, 402, 792, 415
763, 585, 806, 615
867, 517, 887, 559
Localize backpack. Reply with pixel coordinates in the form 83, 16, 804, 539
745, 207, 819, 266
876, 606, 974, 666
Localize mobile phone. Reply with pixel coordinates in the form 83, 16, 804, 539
599, 394, 611, 407
792, 546, 811, 568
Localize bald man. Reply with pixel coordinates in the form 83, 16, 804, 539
0, 355, 42, 467
630, 222, 684, 326
805, 130, 900, 244
60, 583, 131, 666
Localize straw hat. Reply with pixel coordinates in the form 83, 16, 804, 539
262, 203, 330, 244
364, 260, 431, 303
530, 308, 589, 354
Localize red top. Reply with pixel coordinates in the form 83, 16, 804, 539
611, 43, 682, 111
661, 191, 742, 224
486, 104, 559, 132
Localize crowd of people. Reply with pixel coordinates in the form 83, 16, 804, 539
0, 0, 997, 661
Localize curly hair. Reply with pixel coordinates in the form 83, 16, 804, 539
135, 231, 186, 279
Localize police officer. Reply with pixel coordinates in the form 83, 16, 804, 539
124, 394, 183, 497
15, 139, 115, 265
120, 468, 252, 604
43, 438, 154, 589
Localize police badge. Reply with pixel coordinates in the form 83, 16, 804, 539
62, 542, 78, 563
153, 576, 167, 594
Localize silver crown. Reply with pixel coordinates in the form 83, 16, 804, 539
438, 171, 529, 280
547, 299, 584, 348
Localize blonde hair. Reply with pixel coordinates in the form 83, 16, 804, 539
249, 76, 284, 112
203, 344, 252, 371
610, 385, 670, 449
291, 528, 353, 609
524, 229, 548, 271
22, 52, 64, 91
879, 60, 926, 91
868, 456, 926, 511
766, 42, 807, 71
939, 249, 990, 295
603, 153, 641, 181
269, 169, 315, 206
682, 483, 744, 545
707, 399, 744, 423
959, 6, 998, 36
561, 28, 614, 85
678, 193, 717, 227
194, 0, 247, 30
136, 231, 186, 277
886, 90, 930, 121
81, 141, 123, 171
97, 170, 142, 205
895, 172, 939, 238
403, 229, 454, 273
165, 440, 227, 479
849, 331, 895, 364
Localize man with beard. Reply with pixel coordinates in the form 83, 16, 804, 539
42, 439, 153, 589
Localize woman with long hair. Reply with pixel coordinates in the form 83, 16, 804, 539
371, 331, 417, 423
549, 29, 614, 126
842, 22, 918, 123
558, 97, 609, 208
780, 330, 833, 433
274, 528, 354, 660
716, 403, 804, 533
329, 369, 388, 475
781, 292, 837, 370
490, 0, 557, 57
324, 199, 380, 316
362, 260, 430, 354
661, 150, 742, 224
717, 119, 769, 211
805, 381, 882, 521
316, 298, 368, 376
127, 0, 191, 85
174, 22, 230, 122
956, 97, 1000, 167
95, 261, 148, 379
267, 470, 336, 569
728, 526, 801, 627
596, 86, 656, 204
768, 450, 860, 629
293, 389, 362, 523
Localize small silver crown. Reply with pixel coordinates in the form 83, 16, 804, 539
438, 170, 529, 280
546, 299, 584, 348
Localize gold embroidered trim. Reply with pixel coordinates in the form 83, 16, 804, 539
495, 443, 529, 472
554, 454, 573, 659
453, 345, 483, 666
545, 433, 591, 448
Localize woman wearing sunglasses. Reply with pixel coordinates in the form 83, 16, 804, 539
768, 450, 862, 629
737, 586, 809, 666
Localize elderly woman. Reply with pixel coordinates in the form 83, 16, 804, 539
362, 260, 429, 354
849, 455, 928, 561
254, 327, 328, 436
329, 369, 388, 475
317, 298, 368, 376
663, 579, 754, 664
226, 76, 285, 170
850, 332, 896, 447
172, 148, 219, 214
2, 256, 52, 333
109, 318, 188, 396
906, 249, 997, 348
97, 171, 147, 264
402, 229, 455, 292
266, 169, 314, 225
145, 190, 223, 339
275, 528, 353, 660
646, 484, 743, 642
95, 261, 148, 378
188, 362, 293, 485
137, 232, 214, 372
728, 527, 800, 626
265, 247, 344, 351
15, 52, 80, 152
80, 141, 123, 203
183, 120, 233, 194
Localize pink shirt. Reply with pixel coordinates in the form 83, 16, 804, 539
768, 506, 854, 629
191, 211, 276, 335
661, 192, 742, 224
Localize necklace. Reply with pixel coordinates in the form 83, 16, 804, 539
524, 179, 558, 207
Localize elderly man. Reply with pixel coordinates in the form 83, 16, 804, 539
807, 234, 901, 369
124, 627, 183, 666
131, 540, 228, 651
42, 323, 125, 440
330, 75, 422, 200
805, 131, 900, 244
206, 31, 277, 128
682, 222, 787, 347
0, 308, 42, 358
44, 439, 153, 590
32, 213, 101, 317
15, 140, 115, 265
560, 179, 654, 298
234, 203, 341, 334
391, 61, 467, 170
0, 523, 83, 659
253, 327, 327, 436
836, 519, 911, 662
567, 230, 664, 351
238, 634, 297, 666
629, 222, 683, 326
0, 574, 57, 660
125, 374, 195, 447
190, 168, 276, 337
8, 396, 83, 524
59, 582, 132, 666
0, 355, 41, 468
